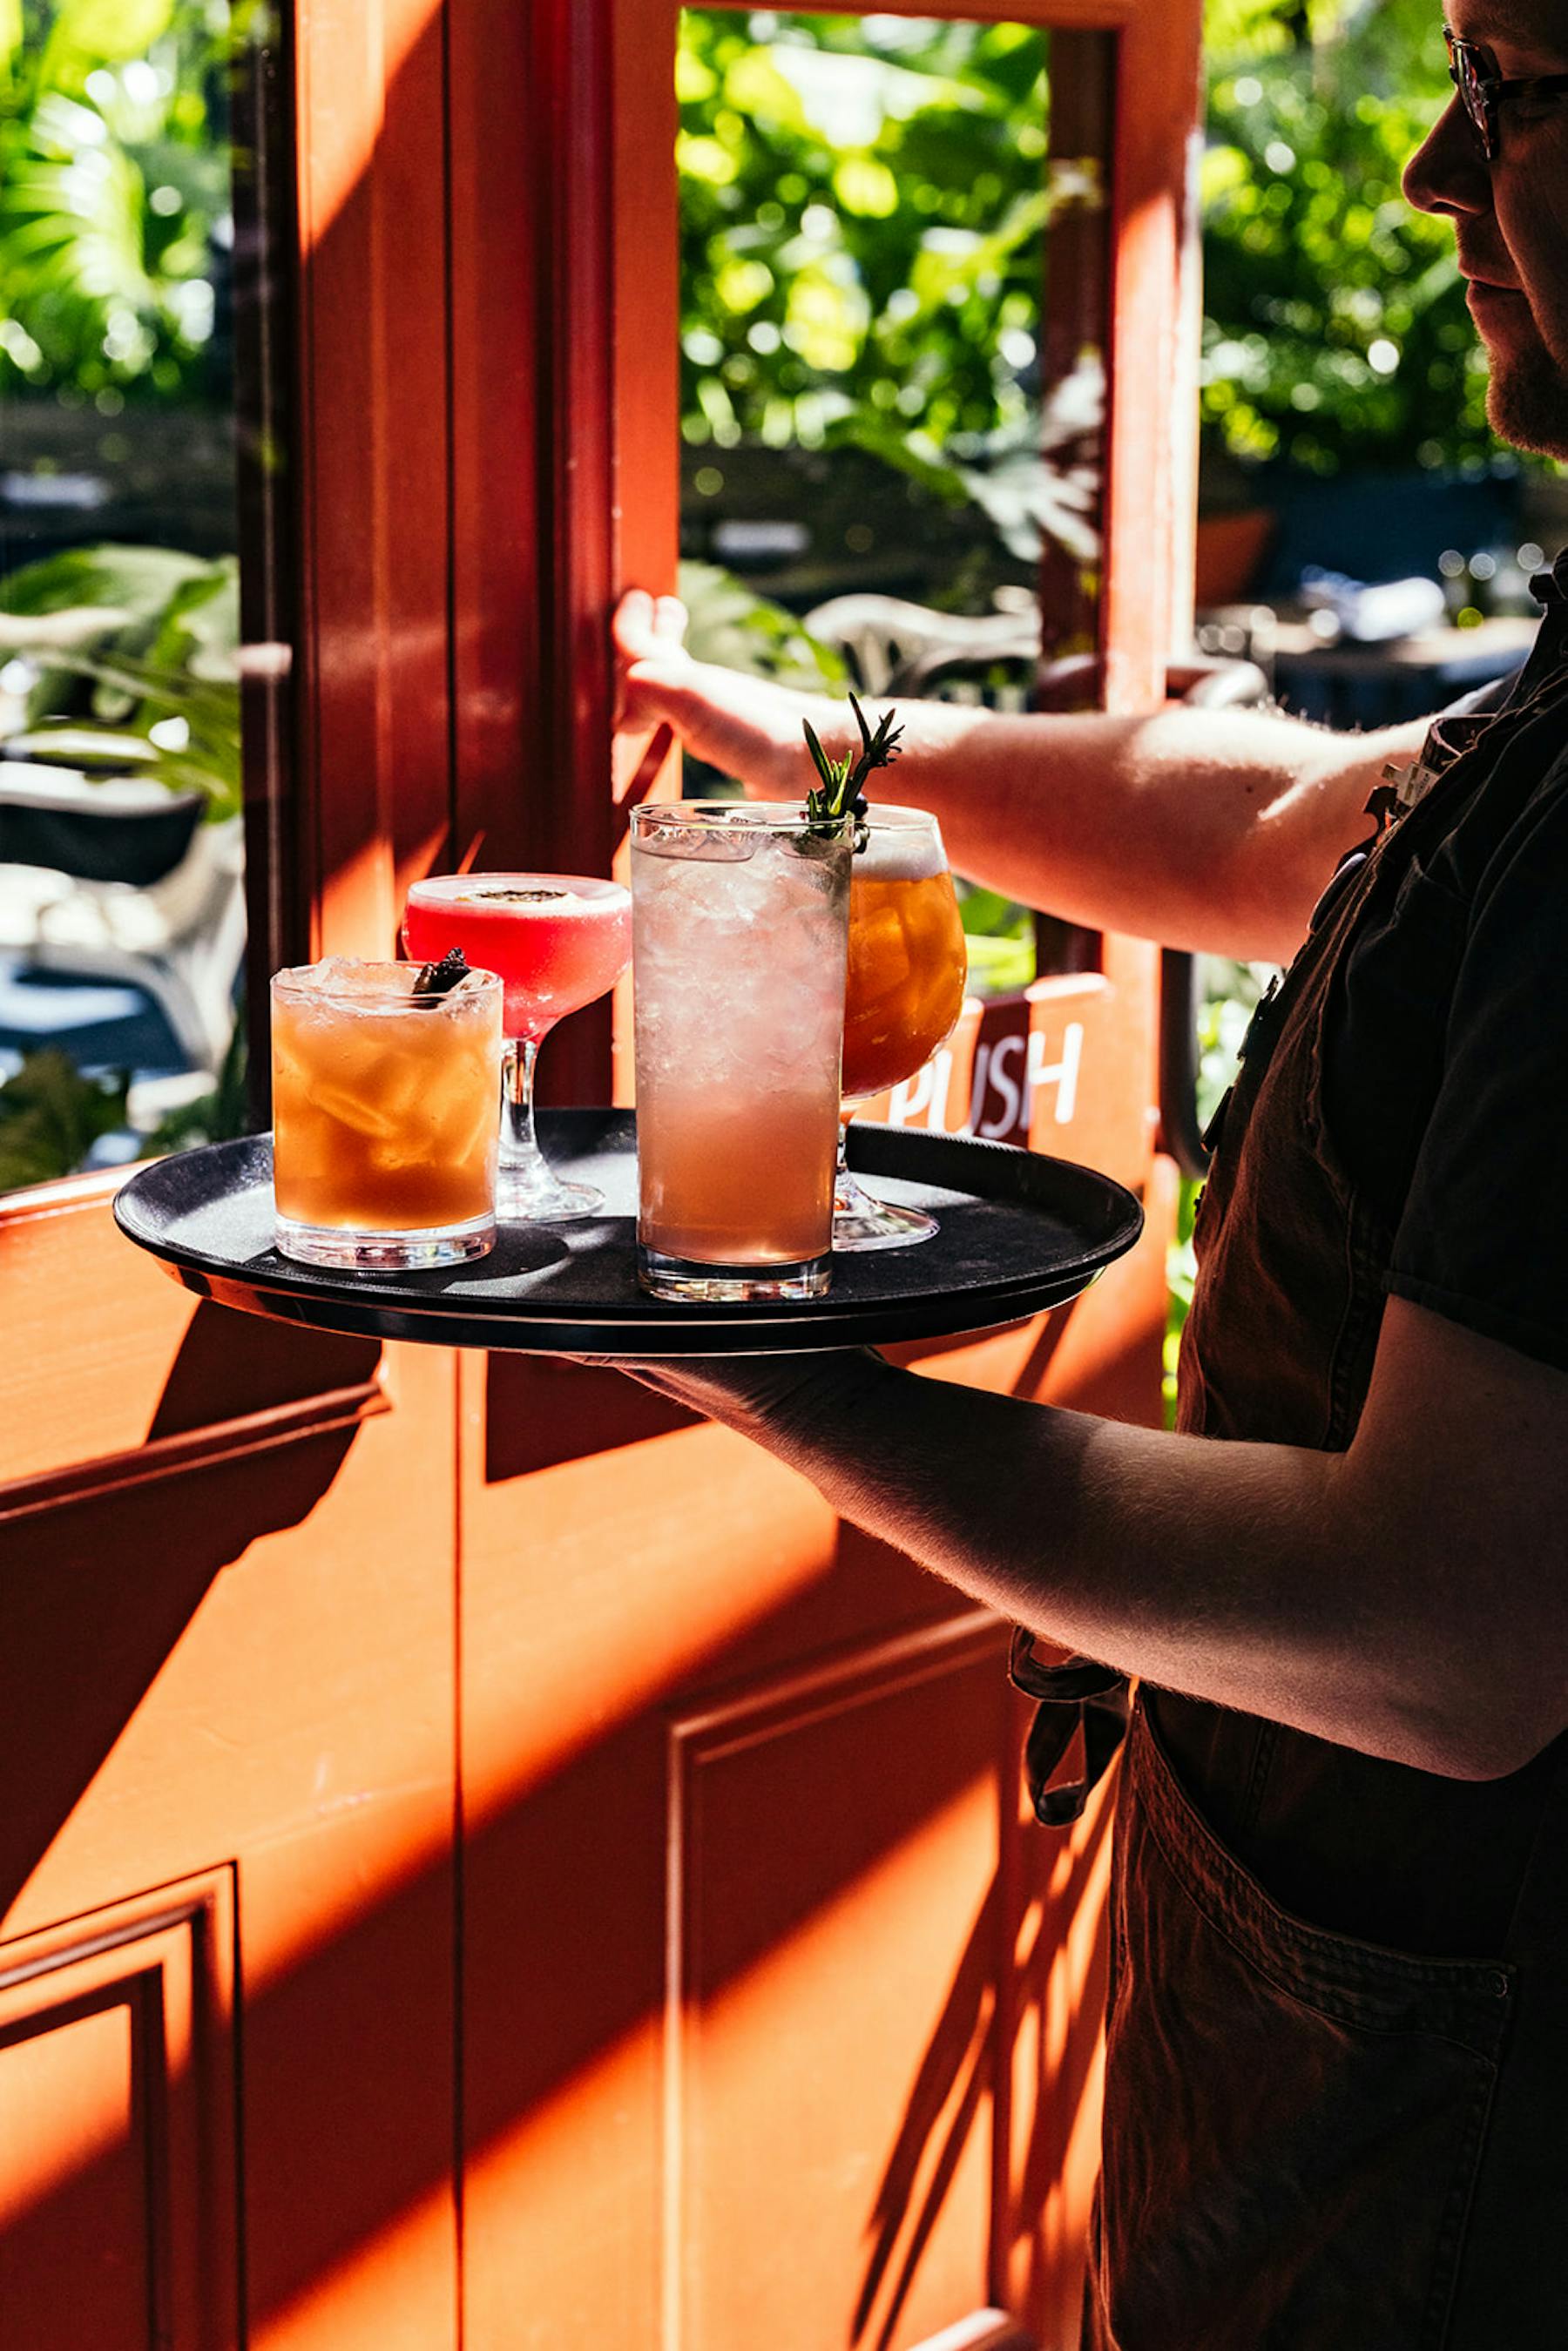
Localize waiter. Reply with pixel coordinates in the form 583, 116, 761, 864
610, 5, 1568, 2340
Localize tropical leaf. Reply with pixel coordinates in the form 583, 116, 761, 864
27, 647, 241, 819
676, 559, 846, 691
145, 559, 240, 683
0, 544, 242, 818
0, 1050, 129, 1191
43, 0, 175, 86
0, 544, 212, 619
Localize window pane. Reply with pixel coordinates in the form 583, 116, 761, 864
0, 0, 283, 1195
676, 10, 1110, 989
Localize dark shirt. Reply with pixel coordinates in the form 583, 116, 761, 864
1323, 549, 1568, 1370
1149, 551, 1568, 1961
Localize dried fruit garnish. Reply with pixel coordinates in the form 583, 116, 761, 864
412, 946, 471, 998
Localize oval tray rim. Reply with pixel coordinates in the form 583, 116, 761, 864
112, 1112, 1144, 1357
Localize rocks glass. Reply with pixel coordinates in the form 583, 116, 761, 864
271, 957, 503, 1270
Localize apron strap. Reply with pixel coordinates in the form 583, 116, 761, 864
1009, 1630, 1131, 1828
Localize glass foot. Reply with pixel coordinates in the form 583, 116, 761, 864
497, 1166, 605, 1223
831, 1190, 939, 1252
835, 1118, 939, 1252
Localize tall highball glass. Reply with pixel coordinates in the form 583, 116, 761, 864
631, 801, 852, 1302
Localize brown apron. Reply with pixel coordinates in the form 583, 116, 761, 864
1014, 659, 1568, 2345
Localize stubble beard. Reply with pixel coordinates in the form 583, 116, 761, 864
1485, 319, 1568, 460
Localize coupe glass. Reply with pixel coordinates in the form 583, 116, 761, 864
402, 873, 632, 1219
836, 807, 967, 1250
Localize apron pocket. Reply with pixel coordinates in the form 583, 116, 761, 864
1090, 1705, 1511, 2351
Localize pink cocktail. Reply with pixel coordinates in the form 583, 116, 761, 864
403, 872, 631, 1219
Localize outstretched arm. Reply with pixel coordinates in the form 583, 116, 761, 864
615, 590, 1431, 965
611, 1300, 1568, 1783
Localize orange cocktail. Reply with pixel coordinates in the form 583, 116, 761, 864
271, 957, 503, 1269
835, 807, 966, 1250
843, 823, 968, 1105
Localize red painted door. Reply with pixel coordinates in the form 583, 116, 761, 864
0, 3, 1201, 2346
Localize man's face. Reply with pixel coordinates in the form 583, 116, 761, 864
1404, 2, 1568, 456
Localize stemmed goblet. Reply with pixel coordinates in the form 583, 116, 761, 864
835, 807, 968, 1249
402, 872, 632, 1219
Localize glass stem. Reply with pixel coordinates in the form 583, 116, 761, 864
502, 1036, 541, 1169
835, 1102, 873, 1212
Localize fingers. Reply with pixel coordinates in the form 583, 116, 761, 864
612, 586, 656, 659
612, 588, 690, 662
652, 594, 689, 651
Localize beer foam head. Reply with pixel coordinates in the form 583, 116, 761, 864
856, 815, 947, 882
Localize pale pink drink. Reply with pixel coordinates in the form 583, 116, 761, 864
402, 873, 631, 1219
630, 803, 852, 1301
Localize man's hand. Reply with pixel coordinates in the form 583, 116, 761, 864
582, 1344, 887, 1451
612, 586, 695, 725
612, 587, 857, 804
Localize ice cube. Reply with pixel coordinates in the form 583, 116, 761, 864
309, 1080, 401, 1140
635, 817, 757, 862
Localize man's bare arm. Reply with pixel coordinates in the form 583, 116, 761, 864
612, 1300, 1568, 1782
615, 590, 1431, 965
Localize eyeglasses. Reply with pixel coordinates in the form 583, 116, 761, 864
1445, 27, 1568, 160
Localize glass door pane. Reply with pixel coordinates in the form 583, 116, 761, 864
0, 0, 286, 1194
676, 8, 1112, 990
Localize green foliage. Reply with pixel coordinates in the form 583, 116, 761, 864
951, 882, 1036, 993
1200, 0, 1500, 476
0, 1044, 127, 1188
0, 0, 241, 406
677, 4, 1497, 501
677, 556, 846, 689
1162, 958, 1268, 1422
0, 538, 240, 814
679, 11, 1058, 468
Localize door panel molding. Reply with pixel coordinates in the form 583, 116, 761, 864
0, 1377, 387, 1527
0, 1868, 239, 2351
668, 1609, 1005, 1757
0, 1189, 388, 1501
666, 1615, 1011, 2351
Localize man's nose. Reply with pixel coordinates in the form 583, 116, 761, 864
1403, 93, 1490, 216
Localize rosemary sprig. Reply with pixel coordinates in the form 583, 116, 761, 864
803, 692, 903, 843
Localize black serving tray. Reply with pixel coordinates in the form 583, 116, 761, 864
112, 1111, 1141, 1357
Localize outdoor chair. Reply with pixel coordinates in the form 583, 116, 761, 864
0, 760, 244, 1078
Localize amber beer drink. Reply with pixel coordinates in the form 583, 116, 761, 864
271, 958, 503, 1269
842, 814, 967, 1105
833, 806, 966, 1251
631, 802, 852, 1301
